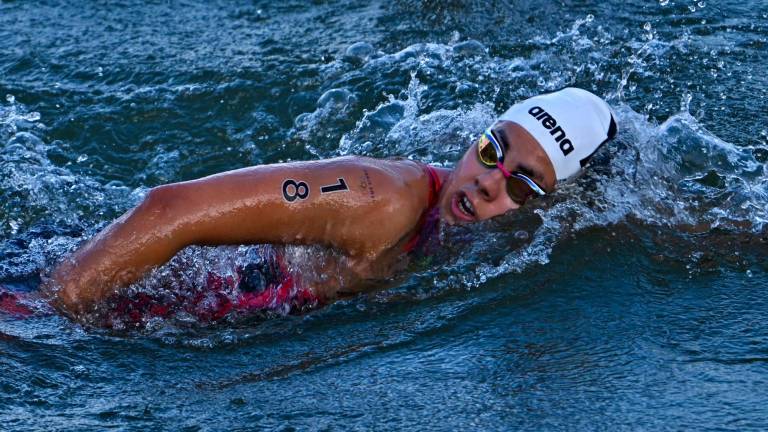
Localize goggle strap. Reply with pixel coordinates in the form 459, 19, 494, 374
495, 161, 512, 178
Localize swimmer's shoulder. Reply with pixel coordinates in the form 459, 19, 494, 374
334, 156, 429, 210
306, 156, 431, 257
309, 156, 428, 201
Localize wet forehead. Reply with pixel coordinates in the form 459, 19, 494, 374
492, 121, 557, 191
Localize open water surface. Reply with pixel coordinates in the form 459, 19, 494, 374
1, 0, 768, 430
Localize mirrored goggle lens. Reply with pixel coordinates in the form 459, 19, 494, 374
506, 175, 538, 205
477, 133, 501, 167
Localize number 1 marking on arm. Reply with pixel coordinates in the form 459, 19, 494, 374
320, 178, 348, 194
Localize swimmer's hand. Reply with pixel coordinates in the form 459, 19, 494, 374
48, 157, 428, 317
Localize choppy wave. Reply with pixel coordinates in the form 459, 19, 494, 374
0, 97, 142, 282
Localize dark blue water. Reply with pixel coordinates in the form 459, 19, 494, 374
2, 0, 768, 430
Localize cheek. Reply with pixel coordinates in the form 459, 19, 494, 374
444, 154, 471, 191
476, 183, 520, 219
480, 197, 518, 220
455, 151, 484, 182
439, 153, 474, 211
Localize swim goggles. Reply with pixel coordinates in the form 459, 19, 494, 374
476, 128, 547, 206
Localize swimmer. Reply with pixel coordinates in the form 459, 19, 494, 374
42, 87, 618, 322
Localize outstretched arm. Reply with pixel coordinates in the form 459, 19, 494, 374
47, 157, 426, 316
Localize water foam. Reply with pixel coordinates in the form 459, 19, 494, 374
0, 97, 137, 280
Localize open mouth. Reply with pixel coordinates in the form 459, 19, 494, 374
452, 192, 476, 221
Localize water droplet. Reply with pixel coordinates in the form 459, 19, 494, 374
76, 154, 89, 163
643, 22, 652, 32
585, 14, 594, 23
680, 93, 693, 111
746, 269, 753, 277
345, 42, 375, 60
659, 0, 669, 5
514, 230, 529, 240
70, 365, 87, 376
697, 1, 705, 7
6, 94, 15, 103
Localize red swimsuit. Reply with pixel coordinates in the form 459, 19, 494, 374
403, 163, 443, 255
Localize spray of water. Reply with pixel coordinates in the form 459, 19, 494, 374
284, 18, 768, 292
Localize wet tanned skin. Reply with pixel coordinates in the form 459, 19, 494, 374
48, 157, 436, 315
48, 122, 556, 318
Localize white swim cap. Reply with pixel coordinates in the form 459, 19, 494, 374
499, 87, 618, 180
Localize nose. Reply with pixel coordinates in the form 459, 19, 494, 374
475, 169, 505, 201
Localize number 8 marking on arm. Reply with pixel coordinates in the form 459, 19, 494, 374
282, 177, 349, 203
282, 179, 310, 202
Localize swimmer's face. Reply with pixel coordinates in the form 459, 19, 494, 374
438, 121, 557, 224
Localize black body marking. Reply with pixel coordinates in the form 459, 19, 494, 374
360, 169, 375, 199
320, 178, 349, 194
282, 179, 309, 202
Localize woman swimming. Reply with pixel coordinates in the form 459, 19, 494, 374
41, 87, 618, 322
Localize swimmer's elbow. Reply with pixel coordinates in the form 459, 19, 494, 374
140, 184, 191, 226
142, 184, 182, 215
134, 184, 197, 247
